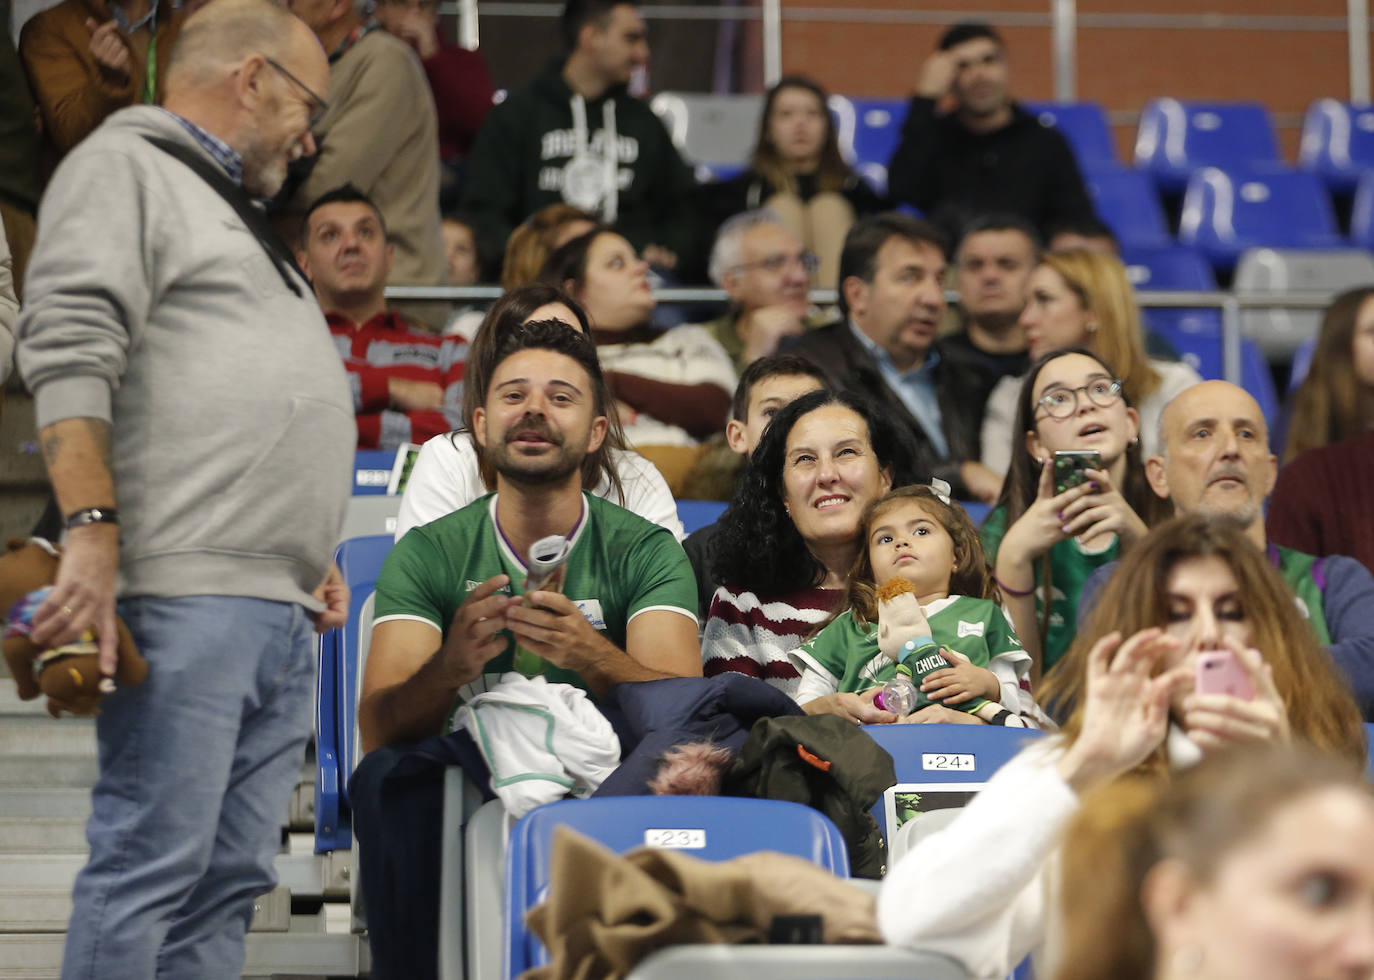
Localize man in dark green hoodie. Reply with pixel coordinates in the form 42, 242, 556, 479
460, 0, 695, 275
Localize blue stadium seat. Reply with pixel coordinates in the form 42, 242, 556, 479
1122, 242, 1221, 340
1299, 99, 1374, 195
1178, 166, 1341, 274
1121, 243, 1225, 361
352, 448, 397, 496
676, 499, 727, 534
505, 796, 850, 979
1346, 170, 1374, 250
860, 724, 1042, 846
1122, 243, 1218, 291
957, 500, 990, 527
1288, 337, 1317, 393
1082, 164, 1172, 247
829, 95, 907, 195
1147, 320, 1280, 434
1020, 100, 1116, 168
315, 533, 393, 852
1135, 99, 1281, 194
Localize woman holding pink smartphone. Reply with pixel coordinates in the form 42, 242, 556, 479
877, 513, 1366, 979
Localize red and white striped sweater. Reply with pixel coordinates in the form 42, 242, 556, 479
701, 584, 844, 699
327, 310, 466, 449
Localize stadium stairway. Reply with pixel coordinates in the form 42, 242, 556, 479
0, 673, 369, 979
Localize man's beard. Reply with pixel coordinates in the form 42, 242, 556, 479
1193, 498, 1259, 531
240, 135, 288, 199
489, 415, 587, 487
239, 108, 292, 199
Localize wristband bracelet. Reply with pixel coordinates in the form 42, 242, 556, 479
995, 575, 1035, 597
989, 708, 1014, 726
64, 506, 119, 530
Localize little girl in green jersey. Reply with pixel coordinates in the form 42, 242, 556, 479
791, 484, 1043, 727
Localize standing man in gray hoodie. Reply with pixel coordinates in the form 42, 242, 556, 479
15, 0, 355, 975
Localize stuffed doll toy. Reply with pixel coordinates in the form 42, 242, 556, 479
874, 577, 1020, 725
1, 537, 147, 717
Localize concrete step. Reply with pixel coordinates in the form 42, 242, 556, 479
0, 930, 368, 978
0, 851, 349, 905
0, 756, 98, 788
0, 718, 97, 757
0, 879, 294, 935
0, 683, 49, 717
0, 888, 74, 932
0, 819, 88, 854
0, 789, 91, 821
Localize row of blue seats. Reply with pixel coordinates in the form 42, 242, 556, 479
685, 95, 1374, 274
824, 96, 1374, 198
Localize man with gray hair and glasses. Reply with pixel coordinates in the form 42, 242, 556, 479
16, 1, 354, 973
283, 0, 447, 294
1077, 379, 1374, 716
698, 208, 829, 372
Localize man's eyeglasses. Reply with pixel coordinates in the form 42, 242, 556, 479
264, 56, 330, 129
731, 251, 820, 276
1035, 378, 1124, 419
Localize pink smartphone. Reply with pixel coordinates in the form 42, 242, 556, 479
1195, 650, 1255, 700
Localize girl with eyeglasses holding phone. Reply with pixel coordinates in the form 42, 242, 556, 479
981, 348, 1167, 682
980, 249, 1201, 479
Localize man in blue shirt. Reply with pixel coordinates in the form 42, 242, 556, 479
787, 212, 1000, 502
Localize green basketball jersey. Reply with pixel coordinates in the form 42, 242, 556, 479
374, 492, 697, 722
982, 506, 1118, 673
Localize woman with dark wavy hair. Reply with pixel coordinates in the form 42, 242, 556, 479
700, 388, 921, 706
393, 283, 682, 541
699, 76, 885, 288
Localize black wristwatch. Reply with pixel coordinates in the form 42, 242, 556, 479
64, 507, 119, 531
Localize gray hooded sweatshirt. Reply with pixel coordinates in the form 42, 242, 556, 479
17, 106, 354, 609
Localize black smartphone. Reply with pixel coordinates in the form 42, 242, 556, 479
1053, 450, 1103, 495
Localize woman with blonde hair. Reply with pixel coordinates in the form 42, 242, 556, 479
878, 514, 1365, 978
981, 248, 1200, 477
1056, 743, 1374, 980
1280, 284, 1374, 463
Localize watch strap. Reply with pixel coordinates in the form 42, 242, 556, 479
64, 507, 119, 530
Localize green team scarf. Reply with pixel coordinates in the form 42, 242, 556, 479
1271, 543, 1332, 646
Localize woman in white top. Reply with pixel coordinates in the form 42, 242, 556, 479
981, 249, 1201, 477
876, 514, 1365, 979
395, 284, 682, 541
541, 228, 738, 494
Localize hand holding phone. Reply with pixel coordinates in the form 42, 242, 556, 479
1195, 649, 1256, 701
1053, 450, 1103, 495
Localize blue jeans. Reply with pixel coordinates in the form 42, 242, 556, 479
62, 595, 316, 980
